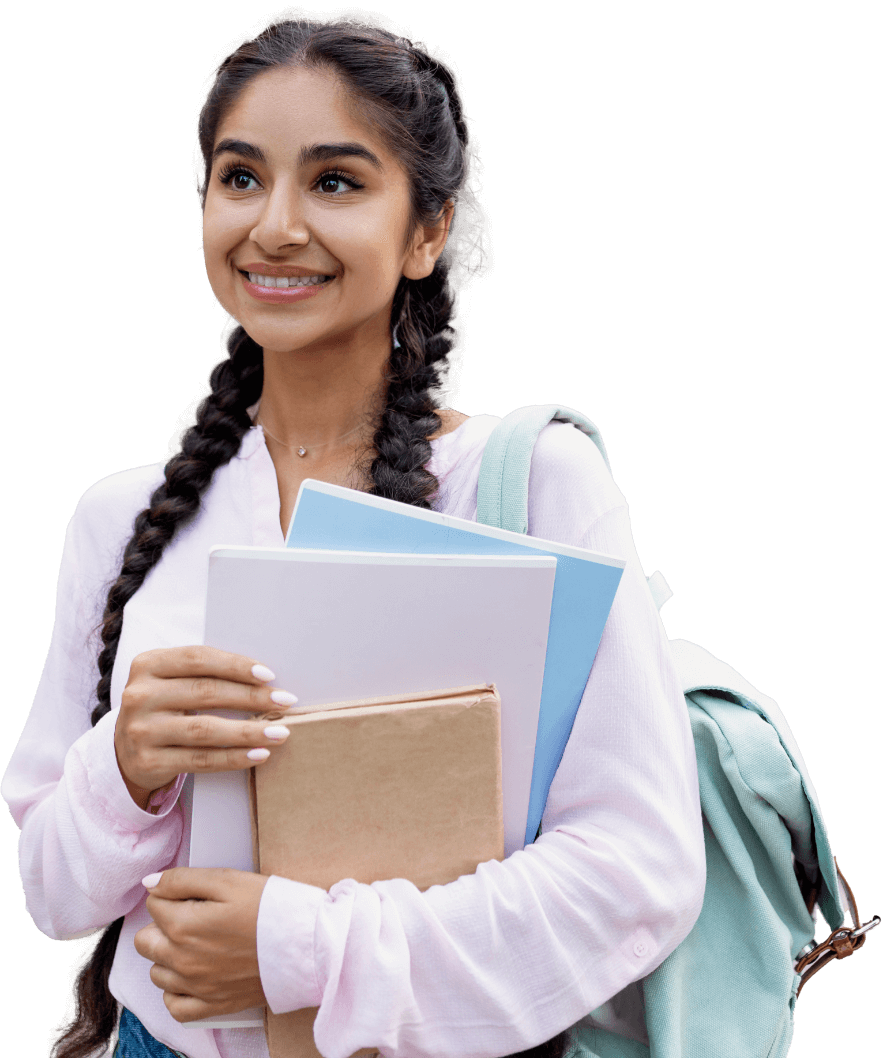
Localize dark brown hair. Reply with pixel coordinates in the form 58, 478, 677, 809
53, 18, 566, 1058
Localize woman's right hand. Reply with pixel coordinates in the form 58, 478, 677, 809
114, 646, 297, 810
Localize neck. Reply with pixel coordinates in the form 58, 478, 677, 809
257, 330, 390, 446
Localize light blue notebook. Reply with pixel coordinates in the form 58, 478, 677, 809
287, 481, 626, 845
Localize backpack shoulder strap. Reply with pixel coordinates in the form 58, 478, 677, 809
476, 405, 610, 534
475, 405, 673, 610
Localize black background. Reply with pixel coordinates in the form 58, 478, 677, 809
12, 6, 871, 1049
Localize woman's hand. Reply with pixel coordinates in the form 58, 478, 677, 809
115, 645, 297, 809
134, 867, 269, 1021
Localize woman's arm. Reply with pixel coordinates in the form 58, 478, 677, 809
1, 474, 187, 940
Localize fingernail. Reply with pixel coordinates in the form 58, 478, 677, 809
142, 872, 163, 889
247, 748, 271, 761
270, 690, 298, 707
263, 725, 290, 741
252, 664, 276, 682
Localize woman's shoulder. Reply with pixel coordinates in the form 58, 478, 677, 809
74, 462, 166, 528
527, 420, 627, 542
436, 410, 622, 495
40, 462, 169, 616
430, 408, 471, 439
432, 408, 617, 471
431, 411, 627, 543
79, 461, 167, 509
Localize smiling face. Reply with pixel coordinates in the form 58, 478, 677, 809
202, 65, 443, 356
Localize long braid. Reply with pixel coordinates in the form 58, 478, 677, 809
91, 327, 262, 723
369, 265, 454, 507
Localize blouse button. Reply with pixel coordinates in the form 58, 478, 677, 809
633, 940, 648, 957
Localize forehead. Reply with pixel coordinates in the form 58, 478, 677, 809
214, 65, 389, 162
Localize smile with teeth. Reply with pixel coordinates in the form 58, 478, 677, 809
246, 272, 332, 288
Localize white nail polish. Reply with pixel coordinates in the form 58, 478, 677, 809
247, 747, 271, 761
252, 664, 276, 682
263, 725, 290, 740
270, 690, 298, 706
142, 872, 163, 889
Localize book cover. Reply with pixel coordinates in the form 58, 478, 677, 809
254, 685, 504, 1058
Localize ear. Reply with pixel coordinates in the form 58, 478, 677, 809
402, 201, 454, 280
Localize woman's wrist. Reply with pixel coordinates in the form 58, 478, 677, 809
122, 771, 158, 811
114, 743, 167, 811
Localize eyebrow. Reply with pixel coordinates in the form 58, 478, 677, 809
211, 137, 383, 172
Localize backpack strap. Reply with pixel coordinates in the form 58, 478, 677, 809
476, 405, 674, 613
476, 405, 610, 535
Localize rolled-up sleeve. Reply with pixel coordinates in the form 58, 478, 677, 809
254, 435, 705, 1058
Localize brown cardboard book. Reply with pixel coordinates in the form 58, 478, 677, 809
252, 684, 505, 1058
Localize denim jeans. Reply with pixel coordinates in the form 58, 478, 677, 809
114, 1008, 188, 1058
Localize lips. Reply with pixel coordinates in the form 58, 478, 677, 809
239, 270, 333, 303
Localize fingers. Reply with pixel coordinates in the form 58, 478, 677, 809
161, 712, 293, 749
178, 710, 279, 744
130, 645, 276, 686
144, 866, 244, 903
136, 920, 241, 1022
181, 675, 293, 713
117, 716, 290, 791
127, 645, 299, 714
117, 646, 299, 794
163, 991, 253, 1023
151, 713, 293, 775
144, 744, 278, 777
134, 920, 163, 949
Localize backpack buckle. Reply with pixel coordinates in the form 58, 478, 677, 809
791, 854, 871, 994
795, 915, 879, 995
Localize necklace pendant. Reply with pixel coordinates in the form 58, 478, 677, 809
297, 446, 307, 458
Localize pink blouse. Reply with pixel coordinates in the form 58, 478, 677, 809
2, 414, 705, 1058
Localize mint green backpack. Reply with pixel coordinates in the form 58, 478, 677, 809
475, 405, 878, 1058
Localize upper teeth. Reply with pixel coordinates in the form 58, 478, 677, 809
248, 273, 329, 288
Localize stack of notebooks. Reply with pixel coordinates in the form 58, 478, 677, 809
187, 480, 626, 1054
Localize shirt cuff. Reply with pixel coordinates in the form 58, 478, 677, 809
257, 874, 327, 1013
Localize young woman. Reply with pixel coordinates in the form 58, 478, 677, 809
2, 19, 704, 1058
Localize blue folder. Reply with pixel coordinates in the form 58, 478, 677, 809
287, 480, 625, 846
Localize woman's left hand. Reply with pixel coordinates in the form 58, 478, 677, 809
134, 867, 270, 1022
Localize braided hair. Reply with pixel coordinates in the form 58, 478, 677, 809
54, 19, 566, 1058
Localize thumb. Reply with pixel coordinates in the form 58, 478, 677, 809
142, 866, 236, 902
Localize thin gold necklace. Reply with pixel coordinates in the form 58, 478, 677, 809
257, 416, 366, 458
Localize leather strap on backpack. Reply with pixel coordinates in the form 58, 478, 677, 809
795, 859, 879, 995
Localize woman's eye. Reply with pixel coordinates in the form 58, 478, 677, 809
218, 165, 260, 191
317, 172, 353, 193
218, 167, 357, 194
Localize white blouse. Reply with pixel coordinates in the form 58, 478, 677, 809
2, 414, 705, 1058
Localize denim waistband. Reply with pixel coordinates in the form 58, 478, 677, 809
115, 1008, 188, 1058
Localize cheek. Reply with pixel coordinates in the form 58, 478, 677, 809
202, 240, 230, 303
203, 217, 250, 311
360, 239, 402, 283
327, 205, 411, 285
202, 200, 251, 271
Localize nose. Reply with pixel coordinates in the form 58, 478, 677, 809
249, 181, 309, 254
